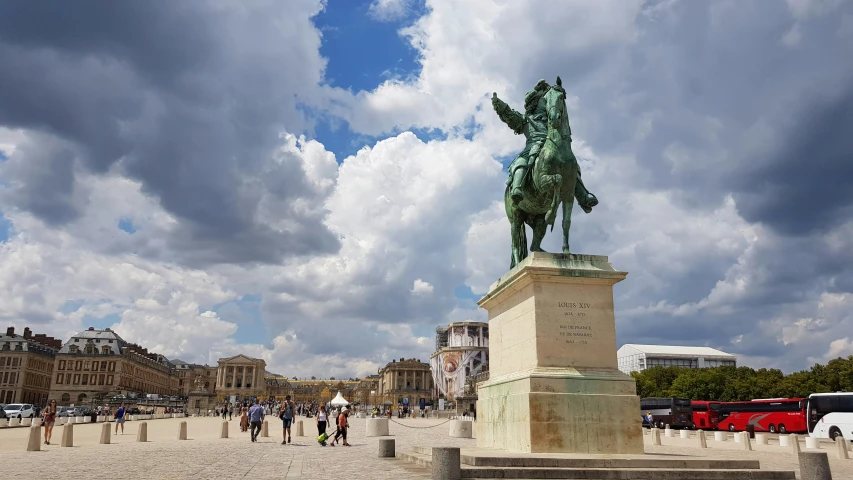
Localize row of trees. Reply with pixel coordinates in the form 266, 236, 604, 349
631, 356, 853, 401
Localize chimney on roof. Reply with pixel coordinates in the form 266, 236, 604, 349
6, 327, 13, 336
23, 327, 31, 339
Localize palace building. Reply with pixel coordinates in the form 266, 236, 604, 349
0, 327, 62, 405
48, 327, 180, 405
214, 354, 266, 402
378, 358, 434, 404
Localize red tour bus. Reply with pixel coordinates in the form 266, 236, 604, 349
716, 398, 807, 433
691, 400, 722, 430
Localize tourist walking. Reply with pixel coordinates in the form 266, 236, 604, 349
330, 407, 350, 447
114, 403, 127, 435
248, 399, 264, 442
279, 395, 295, 445
316, 405, 329, 445
42, 400, 57, 445
240, 405, 249, 432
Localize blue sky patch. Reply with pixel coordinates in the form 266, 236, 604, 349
117, 217, 137, 234
307, 0, 425, 160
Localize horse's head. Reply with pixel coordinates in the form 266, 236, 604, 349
544, 77, 568, 132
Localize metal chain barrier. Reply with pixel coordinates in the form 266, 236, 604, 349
388, 418, 453, 428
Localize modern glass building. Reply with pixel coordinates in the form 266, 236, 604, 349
617, 344, 736, 374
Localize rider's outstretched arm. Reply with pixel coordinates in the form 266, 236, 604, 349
492, 93, 524, 135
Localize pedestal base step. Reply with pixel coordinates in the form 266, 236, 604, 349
398, 447, 796, 479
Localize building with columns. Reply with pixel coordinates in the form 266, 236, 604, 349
378, 358, 434, 405
430, 321, 489, 400
215, 355, 266, 402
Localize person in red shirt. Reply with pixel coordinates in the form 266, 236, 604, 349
330, 407, 350, 446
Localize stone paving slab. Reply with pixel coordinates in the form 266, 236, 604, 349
1, 417, 850, 479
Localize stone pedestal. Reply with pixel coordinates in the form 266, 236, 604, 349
366, 418, 389, 437
476, 253, 643, 454
450, 420, 473, 438
261, 420, 269, 437
220, 421, 228, 439
296, 420, 304, 436
378, 438, 395, 458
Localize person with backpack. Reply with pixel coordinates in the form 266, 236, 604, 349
279, 395, 295, 445
329, 407, 350, 447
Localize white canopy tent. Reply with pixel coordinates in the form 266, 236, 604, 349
330, 391, 349, 407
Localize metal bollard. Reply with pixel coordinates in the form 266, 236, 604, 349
378, 438, 395, 458
432, 447, 461, 480
798, 451, 833, 480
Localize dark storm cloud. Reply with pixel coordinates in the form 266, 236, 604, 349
732, 88, 853, 235
560, 0, 853, 368
0, 0, 340, 265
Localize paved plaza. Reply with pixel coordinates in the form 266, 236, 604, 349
0, 417, 851, 479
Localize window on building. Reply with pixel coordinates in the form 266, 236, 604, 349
109, 362, 115, 372
84, 361, 90, 371
73, 374, 80, 384
56, 374, 63, 384
91, 362, 98, 372
12, 358, 19, 367
75, 361, 82, 370
99, 374, 105, 385
81, 375, 88, 386
61, 393, 70, 402
69, 345, 79, 354
58, 360, 65, 370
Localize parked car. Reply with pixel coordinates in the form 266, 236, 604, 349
0, 409, 7, 419
4, 404, 34, 419
56, 407, 72, 417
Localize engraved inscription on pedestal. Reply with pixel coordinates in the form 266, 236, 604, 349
536, 283, 619, 370
558, 301, 593, 346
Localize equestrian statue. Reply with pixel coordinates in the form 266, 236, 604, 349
492, 77, 599, 269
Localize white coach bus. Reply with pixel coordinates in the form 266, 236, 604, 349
806, 392, 853, 440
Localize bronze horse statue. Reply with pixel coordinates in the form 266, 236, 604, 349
502, 77, 598, 269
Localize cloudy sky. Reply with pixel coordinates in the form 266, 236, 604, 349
1, 0, 851, 378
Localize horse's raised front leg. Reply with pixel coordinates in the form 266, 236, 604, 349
562, 196, 574, 254
529, 215, 548, 252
